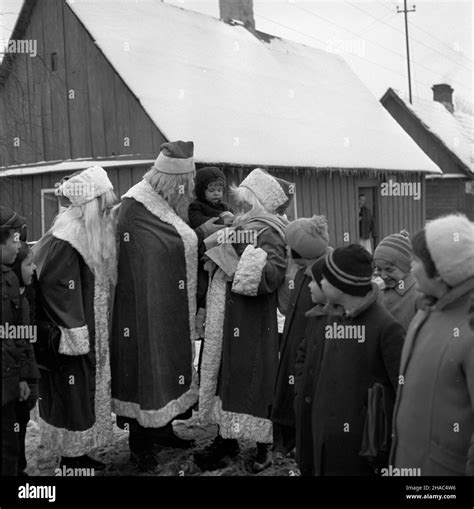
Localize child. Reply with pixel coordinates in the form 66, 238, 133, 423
293, 256, 336, 475
1, 206, 31, 476
374, 230, 420, 330
188, 166, 234, 230
390, 214, 474, 475
313, 245, 405, 475
271, 215, 330, 457
11, 242, 40, 476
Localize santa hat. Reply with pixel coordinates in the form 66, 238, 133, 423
286, 215, 329, 259
239, 168, 292, 213
374, 230, 412, 273
153, 141, 195, 175
322, 244, 373, 296
425, 214, 474, 287
55, 166, 113, 206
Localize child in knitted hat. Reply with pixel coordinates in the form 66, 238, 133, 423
374, 230, 420, 331
271, 216, 330, 457
390, 214, 474, 475
188, 167, 234, 229
315, 244, 404, 475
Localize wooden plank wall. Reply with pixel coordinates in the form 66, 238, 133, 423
0, 0, 166, 167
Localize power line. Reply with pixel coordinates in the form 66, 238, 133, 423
255, 12, 438, 91
344, 0, 473, 73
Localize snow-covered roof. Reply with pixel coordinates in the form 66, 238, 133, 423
392, 89, 474, 174
63, 0, 439, 173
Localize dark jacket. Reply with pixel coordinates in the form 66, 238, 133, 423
188, 199, 232, 229
271, 268, 313, 429
310, 285, 404, 475
1, 265, 31, 406
359, 205, 375, 240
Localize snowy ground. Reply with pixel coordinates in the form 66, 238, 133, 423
25, 413, 298, 477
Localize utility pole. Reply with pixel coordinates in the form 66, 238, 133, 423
397, 0, 416, 104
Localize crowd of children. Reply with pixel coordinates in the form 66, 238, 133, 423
1, 142, 473, 477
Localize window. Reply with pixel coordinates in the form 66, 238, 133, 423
41, 188, 59, 236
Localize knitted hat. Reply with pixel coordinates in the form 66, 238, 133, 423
0, 206, 26, 230
194, 167, 226, 201
153, 140, 195, 175
286, 215, 329, 259
310, 256, 326, 289
55, 166, 113, 207
374, 230, 412, 273
239, 169, 292, 213
322, 244, 373, 296
425, 214, 474, 287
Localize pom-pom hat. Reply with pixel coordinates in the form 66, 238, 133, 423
286, 215, 329, 259
374, 230, 412, 273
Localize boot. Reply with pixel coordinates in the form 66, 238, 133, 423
59, 455, 106, 471
251, 443, 273, 473
148, 423, 195, 449
194, 435, 239, 471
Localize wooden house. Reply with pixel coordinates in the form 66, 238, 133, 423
0, 0, 440, 242
381, 86, 474, 220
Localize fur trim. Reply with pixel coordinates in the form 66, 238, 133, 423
113, 180, 199, 424
39, 270, 113, 457
58, 325, 90, 355
231, 245, 267, 296
239, 168, 288, 213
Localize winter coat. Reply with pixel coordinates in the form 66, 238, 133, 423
359, 205, 375, 240
188, 199, 232, 229
381, 272, 421, 331
271, 267, 313, 430
294, 303, 330, 475
111, 180, 199, 428
33, 223, 114, 456
390, 277, 474, 476
1, 265, 32, 406
310, 284, 405, 475
198, 218, 287, 443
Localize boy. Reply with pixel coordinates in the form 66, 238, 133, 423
374, 231, 420, 330
1, 206, 30, 476
313, 245, 404, 475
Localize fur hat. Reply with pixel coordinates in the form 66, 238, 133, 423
239, 168, 292, 213
425, 214, 474, 287
286, 215, 329, 259
194, 167, 226, 201
374, 230, 412, 273
55, 166, 113, 206
153, 140, 195, 175
322, 244, 373, 296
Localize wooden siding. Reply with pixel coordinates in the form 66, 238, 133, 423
0, 0, 166, 167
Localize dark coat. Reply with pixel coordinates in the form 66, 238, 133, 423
199, 220, 287, 443
310, 286, 404, 475
1, 265, 31, 406
111, 180, 199, 428
359, 205, 375, 239
294, 304, 328, 475
271, 268, 313, 429
188, 199, 232, 229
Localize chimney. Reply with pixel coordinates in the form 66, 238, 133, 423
219, 0, 255, 31
432, 83, 454, 113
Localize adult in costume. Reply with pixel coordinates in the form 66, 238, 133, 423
111, 141, 203, 471
195, 168, 291, 473
33, 166, 117, 469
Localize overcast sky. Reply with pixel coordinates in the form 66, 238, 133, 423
1, 0, 472, 105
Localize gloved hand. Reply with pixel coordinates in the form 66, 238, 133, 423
198, 217, 226, 238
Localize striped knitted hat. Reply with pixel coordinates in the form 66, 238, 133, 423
322, 244, 373, 296
374, 230, 412, 273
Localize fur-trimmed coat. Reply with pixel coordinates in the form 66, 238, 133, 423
110, 180, 199, 428
198, 219, 287, 443
33, 224, 113, 456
